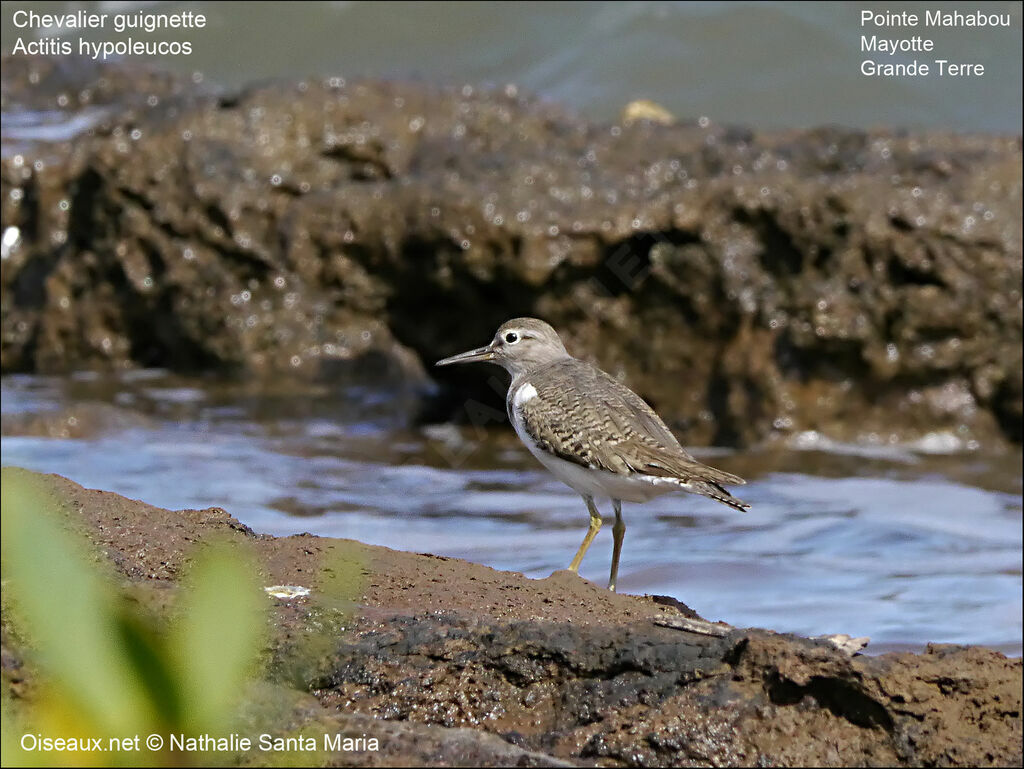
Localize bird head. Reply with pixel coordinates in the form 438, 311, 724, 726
435, 317, 569, 378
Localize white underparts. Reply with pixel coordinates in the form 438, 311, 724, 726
513, 382, 538, 406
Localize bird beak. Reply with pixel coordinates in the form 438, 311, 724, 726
435, 344, 495, 367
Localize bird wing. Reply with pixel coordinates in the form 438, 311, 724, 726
514, 359, 747, 491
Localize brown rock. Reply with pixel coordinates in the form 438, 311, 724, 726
2, 57, 1021, 448
2, 467, 1020, 767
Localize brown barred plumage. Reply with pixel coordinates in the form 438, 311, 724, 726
437, 317, 750, 591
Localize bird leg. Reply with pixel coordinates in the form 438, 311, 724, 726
608, 499, 626, 592
568, 495, 602, 573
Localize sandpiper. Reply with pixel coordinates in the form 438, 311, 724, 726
436, 317, 750, 592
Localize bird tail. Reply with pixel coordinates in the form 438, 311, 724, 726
687, 480, 751, 512
628, 449, 751, 511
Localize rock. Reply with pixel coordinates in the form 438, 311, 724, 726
237, 682, 576, 767
621, 99, 675, 125
1, 57, 1021, 447
2, 467, 1020, 767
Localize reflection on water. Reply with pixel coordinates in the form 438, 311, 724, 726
2, 371, 1021, 655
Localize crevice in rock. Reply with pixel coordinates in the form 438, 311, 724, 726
766, 672, 895, 731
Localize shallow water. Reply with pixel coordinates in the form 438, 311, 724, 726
2, 371, 1020, 655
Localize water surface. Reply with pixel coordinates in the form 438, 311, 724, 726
3, 371, 1020, 656
2, 1, 1021, 134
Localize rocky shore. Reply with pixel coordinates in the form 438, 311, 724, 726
2, 468, 1020, 767
2, 56, 1022, 449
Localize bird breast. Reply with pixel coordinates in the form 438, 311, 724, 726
508, 380, 676, 503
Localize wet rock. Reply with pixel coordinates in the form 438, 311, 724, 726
0, 401, 152, 439
2, 468, 1020, 767
238, 683, 575, 767
1, 57, 1021, 447
314, 618, 1022, 767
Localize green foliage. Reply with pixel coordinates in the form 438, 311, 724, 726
272, 542, 364, 690
1, 473, 266, 767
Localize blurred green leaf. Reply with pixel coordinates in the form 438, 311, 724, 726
1, 474, 160, 740
111, 608, 183, 731
0, 472, 268, 766
1, 468, 364, 767
171, 542, 266, 733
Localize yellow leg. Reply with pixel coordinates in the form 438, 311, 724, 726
568, 496, 602, 573
608, 500, 626, 592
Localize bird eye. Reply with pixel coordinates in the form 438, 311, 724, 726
504, 331, 519, 344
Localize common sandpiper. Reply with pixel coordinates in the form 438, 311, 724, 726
436, 317, 750, 592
